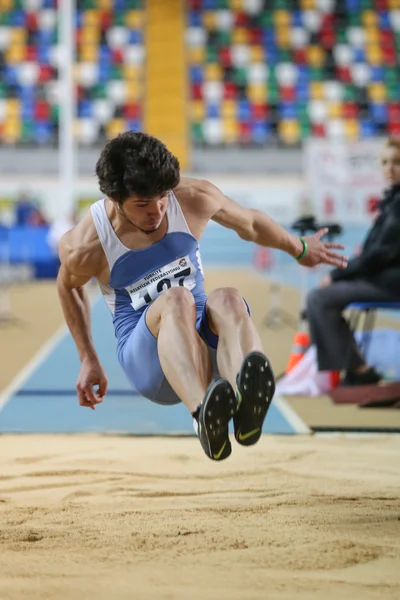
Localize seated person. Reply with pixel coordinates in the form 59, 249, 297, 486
307, 137, 400, 386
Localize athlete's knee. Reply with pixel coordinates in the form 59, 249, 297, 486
160, 286, 195, 316
208, 287, 247, 317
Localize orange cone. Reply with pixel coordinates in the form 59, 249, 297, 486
285, 331, 310, 374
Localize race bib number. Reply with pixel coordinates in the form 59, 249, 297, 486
127, 256, 197, 310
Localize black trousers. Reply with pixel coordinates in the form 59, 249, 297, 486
307, 280, 399, 371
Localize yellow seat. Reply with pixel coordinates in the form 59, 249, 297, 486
6, 99, 20, 119
230, 0, 243, 10
251, 45, 265, 62
307, 45, 325, 68
365, 28, 379, 45
366, 45, 382, 66
300, 0, 315, 8
106, 119, 127, 140
310, 82, 324, 100
80, 27, 100, 45
125, 10, 144, 29
362, 10, 378, 28
97, 0, 112, 9
274, 10, 291, 27
279, 119, 300, 144
192, 100, 205, 121
275, 25, 290, 49
232, 28, 249, 45
247, 83, 267, 103
202, 11, 216, 30
10, 28, 26, 45
221, 100, 237, 119
388, 0, 399, 7
367, 82, 387, 103
79, 44, 98, 63
83, 10, 100, 28
126, 81, 143, 102
123, 65, 142, 82
223, 119, 239, 145
204, 64, 222, 81
0, 0, 13, 10
344, 119, 359, 141
5, 44, 25, 63
2, 118, 21, 144
328, 102, 342, 119
189, 47, 205, 65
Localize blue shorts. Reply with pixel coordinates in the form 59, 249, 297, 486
118, 298, 248, 406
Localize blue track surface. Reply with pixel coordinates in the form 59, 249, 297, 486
0, 223, 374, 435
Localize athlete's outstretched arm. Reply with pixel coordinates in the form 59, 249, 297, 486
201, 181, 348, 269
57, 236, 108, 410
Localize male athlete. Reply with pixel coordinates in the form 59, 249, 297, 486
57, 132, 347, 461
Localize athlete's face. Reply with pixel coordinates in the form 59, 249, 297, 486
118, 192, 169, 233
381, 146, 400, 186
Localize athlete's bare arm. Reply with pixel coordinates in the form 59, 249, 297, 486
176, 178, 347, 269
57, 213, 108, 409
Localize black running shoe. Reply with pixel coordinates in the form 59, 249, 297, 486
234, 351, 275, 447
197, 379, 237, 461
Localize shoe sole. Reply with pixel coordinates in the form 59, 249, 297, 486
234, 352, 275, 446
198, 379, 236, 461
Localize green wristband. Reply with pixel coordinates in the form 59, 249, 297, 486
295, 237, 308, 261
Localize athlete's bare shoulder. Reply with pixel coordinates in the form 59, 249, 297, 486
173, 177, 222, 218
58, 209, 106, 279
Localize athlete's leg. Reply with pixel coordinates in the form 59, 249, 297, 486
205, 287, 275, 447
145, 286, 213, 413
205, 287, 263, 388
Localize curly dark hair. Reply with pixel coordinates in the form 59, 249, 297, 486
96, 131, 180, 203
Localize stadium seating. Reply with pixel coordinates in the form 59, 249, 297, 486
186, 0, 400, 146
0, 1, 399, 147
0, 0, 144, 146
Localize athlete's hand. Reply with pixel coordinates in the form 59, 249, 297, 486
298, 228, 348, 269
76, 357, 108, 410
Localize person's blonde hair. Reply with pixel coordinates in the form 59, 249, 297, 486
384, 137, 400, 152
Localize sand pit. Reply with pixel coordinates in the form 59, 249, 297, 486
0, 434, 399, 600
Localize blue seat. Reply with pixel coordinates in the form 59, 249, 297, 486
347, 302, 400, 355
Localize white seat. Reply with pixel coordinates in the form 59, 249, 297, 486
106, 80, 128, 105
203, 119, 223, 145
45, 81, 60, 105
77, 118, 99, 146
23, 0, 42, 9
38, 9, 57, 31
333, 44, 353, 66
231, 44, 251, 67
351, 63, 371, 87
203, 81, 223, 103
215, 10, 234, 31
276, 62, 298, 86
247, 62, 268, 84
327, 119, 345, 139
242, 0, 263, 14
0, 27, 11, 50
302, 11, 322, 33
347, 27, 365, 47
308, 100, 328, 124
315, 0, 335, 12
106, 27, 130, 50
324, 81, 344, 102
389, 10, 400, 32
49, 45, 63, 68
0, 99, 7, 121
78, 63, 99, 88
17, 62, 40, 86
92, 99, 114, 125
186, 27, 207, 47
290, 27, 308, 49
123, 45, 145, 66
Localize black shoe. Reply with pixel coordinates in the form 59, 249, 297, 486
196, 379, 237, 461
341, 367, 382, 387
234, 352, 275, 447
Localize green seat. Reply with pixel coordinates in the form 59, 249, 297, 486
51, 105, 59, 124
309, 67, 325, 81
192, 123, 203, 144
21, 121, 34, 144
234, 67, 247, 86
81, 0, 96, 9
344, 85, 357, 101
206, 46, 218, 63
0, 83, 7, 99
112, 65, 123, 80
348, 14, 361, 27
259, 14, 273, 28
215, 31, 231, 47
113, 13, 125, 26
300, 121, 311, 140
127, 0, 142, 7
93, 84, 107, 99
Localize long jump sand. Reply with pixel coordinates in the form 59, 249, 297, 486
0, 434, 399, 600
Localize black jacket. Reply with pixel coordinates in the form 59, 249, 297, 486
330, 184, 400, 297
